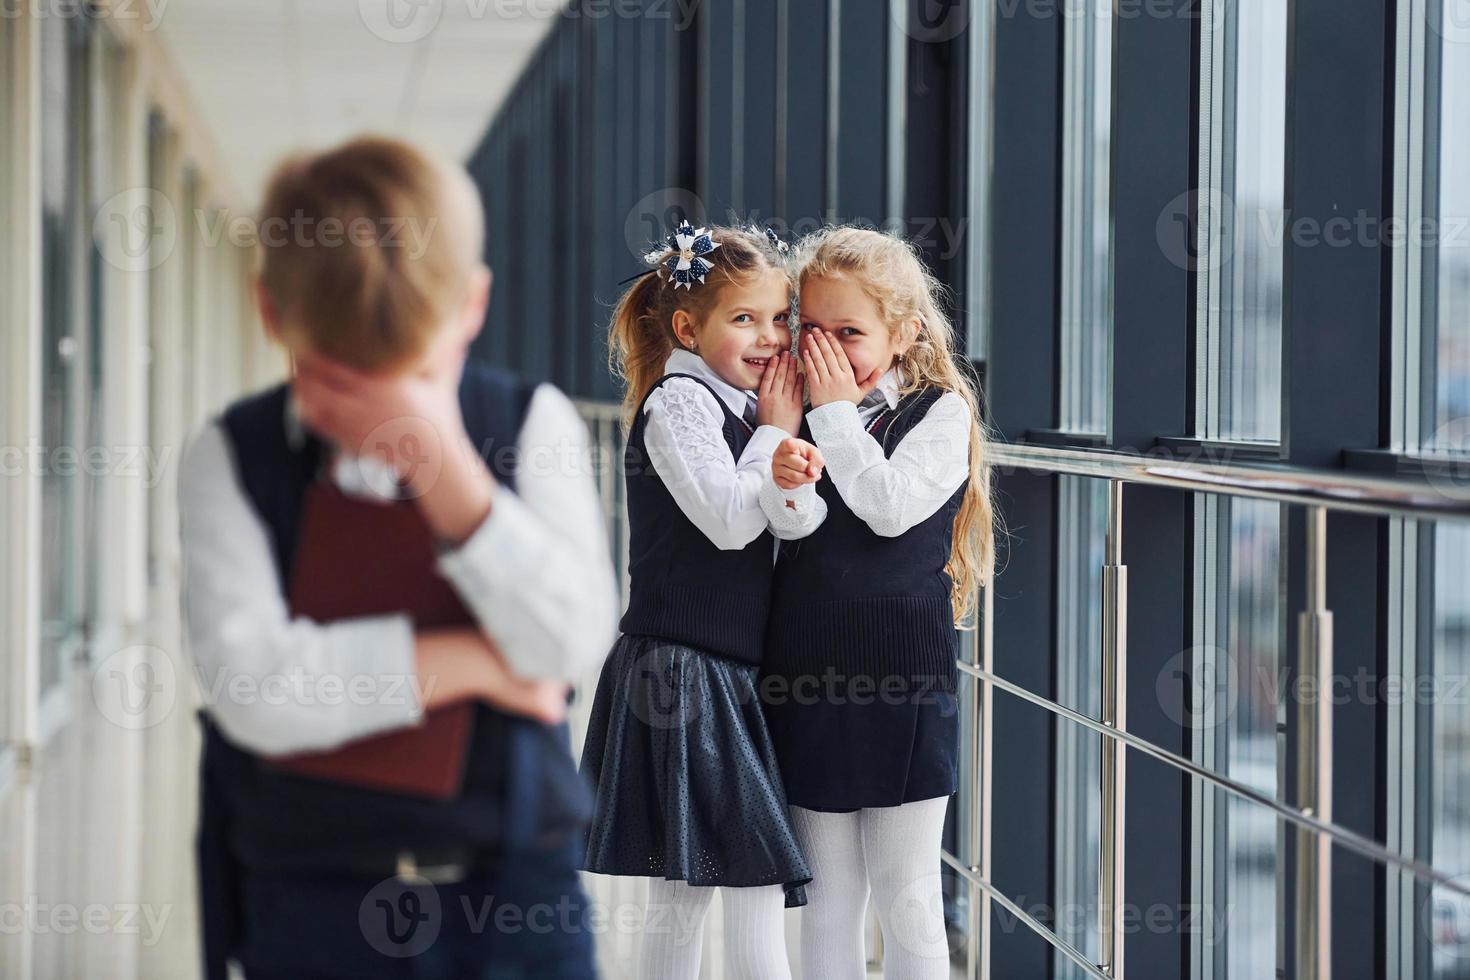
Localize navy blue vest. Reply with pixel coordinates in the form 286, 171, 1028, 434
197, 363, 593, 975
765, 388, 965, 693
617, 373, 774, 665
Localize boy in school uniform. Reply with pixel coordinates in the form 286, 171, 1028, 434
177, 135, 618, 979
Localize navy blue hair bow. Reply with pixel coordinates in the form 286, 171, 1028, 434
659, 221, 722, 289
621, 221, 724, 289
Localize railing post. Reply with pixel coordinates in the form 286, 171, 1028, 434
972, 579, 993, 980
1099, 480, 1127, 977
1295, 505, 1333, 979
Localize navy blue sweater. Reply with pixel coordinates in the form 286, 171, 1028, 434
764, 387, 966, 693
196, 364, 592, 977
617, 373, 775, 665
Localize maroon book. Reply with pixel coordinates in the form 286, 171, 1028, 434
267, 477, 475, 800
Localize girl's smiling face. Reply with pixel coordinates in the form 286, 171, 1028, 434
672, 267, 793, 391
797, 275, 911, 387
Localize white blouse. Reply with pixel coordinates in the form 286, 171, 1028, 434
642, 348, 790, 551
758, 366, 973, 540
178, 381, 620, 757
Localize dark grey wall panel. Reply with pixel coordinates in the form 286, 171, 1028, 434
782, 0, 828, 228
832, 0, 887, 224
741, 0, 780, 221
986, 4, 1059, 442
700, 0, 739, 216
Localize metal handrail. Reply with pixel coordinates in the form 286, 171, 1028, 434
940, 850, 1110, 980
570, 398, 1470, 976
579, 399, 1470, 523
989, 442, 1470, 522
957, 659, 1470, 900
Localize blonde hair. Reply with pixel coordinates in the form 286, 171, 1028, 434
608, 224, 791, 429
257, 135, 484, 372
795, 225, 999, 624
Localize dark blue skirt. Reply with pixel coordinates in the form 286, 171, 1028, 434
760, 660, 960, 812
578, 634, 812, 907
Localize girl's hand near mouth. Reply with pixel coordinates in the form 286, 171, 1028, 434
755, 349, 803, 435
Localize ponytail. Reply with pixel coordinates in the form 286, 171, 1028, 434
608, 271, 672, 430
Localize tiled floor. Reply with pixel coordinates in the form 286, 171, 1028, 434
0, 604, 962, 979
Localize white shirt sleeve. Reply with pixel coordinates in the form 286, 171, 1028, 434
178, 423, 425, 757
434, 383, 620, 683
641, 377, 789, 551
805, 392, 973, 538
757, 474, 828, 540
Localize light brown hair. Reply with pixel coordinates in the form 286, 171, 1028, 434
256, 135, 484, 372
795, 225, 1000, 622
608, 224, 791, 429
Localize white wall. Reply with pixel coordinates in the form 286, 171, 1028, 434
0, 5, 281, 977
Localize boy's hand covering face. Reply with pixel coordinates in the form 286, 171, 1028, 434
292, 329, 470, 484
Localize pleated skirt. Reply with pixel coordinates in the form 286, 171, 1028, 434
579, 634, 812, 908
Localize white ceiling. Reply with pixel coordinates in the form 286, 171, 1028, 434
155, 0, 559, 206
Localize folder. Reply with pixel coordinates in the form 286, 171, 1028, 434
267, 477, 475, 800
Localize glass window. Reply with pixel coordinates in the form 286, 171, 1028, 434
1195, 0, 1288, 442
82, 25, 121, 636
1426, 521, 1470, 977
952, 8, 996, 924
179, 168, 199, 424
1418, 1, 1470, 450
39, 13, 90, 703
1388, 6, 1470, 966
965, 0, 993, 362
1381, 512, 1470, 980
946, 667, 980, 952
1053, 475, 1108, 977
1385, 517, 1470, 978
1189, 494, 1284, 978
0, 0, 12, 752
1058, 0, 1112, 435
145, 111, 167, 588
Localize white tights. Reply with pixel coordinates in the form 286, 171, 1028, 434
638, 879, 791, 979
791, 796, 951, 980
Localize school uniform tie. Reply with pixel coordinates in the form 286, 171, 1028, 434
743, 394, 758, 428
